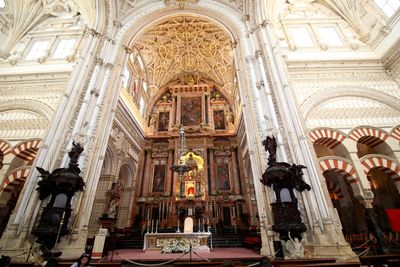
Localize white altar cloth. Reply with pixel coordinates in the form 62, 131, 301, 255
143, 232, 211, 252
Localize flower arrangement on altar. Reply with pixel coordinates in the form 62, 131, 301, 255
161, 239, 190, 253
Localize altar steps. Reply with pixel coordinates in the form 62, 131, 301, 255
114, 226, 260, 250
116, 235, 144, 249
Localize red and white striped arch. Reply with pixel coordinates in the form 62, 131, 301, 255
391, 125, 400, 141
361, 156, 400, 183
0, 139, 13, 156
2, 167, 31, 193
349, 126, 389, 147
12, 139, 42, 161
309, 128, 346, 148
327, 180, 344, 199
319, 158, 361, 195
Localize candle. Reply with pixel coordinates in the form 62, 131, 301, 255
198, 218, 201, 232
151, 220, 154, 233
156, 220, 158, 233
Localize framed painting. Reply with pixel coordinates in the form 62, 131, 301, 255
181, 97, 202, 126
152, 165, 166, 193
213, 110, 225, 130
217, 164, 230, 191
158, 112, 170, 131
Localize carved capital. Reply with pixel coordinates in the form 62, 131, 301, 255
85, 28, 101, 37
90, 88, 100, 97
381, 25, 392, 36
255, 49, 263, 58
242, 15, 250, 22
113, 20, 122, 28
261, 20, 271, 28
95, 57, 104, 66
245, 56, 253, 64
256, 81, 265, 90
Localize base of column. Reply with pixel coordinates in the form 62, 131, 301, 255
0, 224, 33, 262
304, 224, 358, 262
55, 228, 89, 259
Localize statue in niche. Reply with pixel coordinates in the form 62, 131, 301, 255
105, 182, 122, 219
150, 111, 157, 128
226, 108, 233, 124
260, 135, 311, 248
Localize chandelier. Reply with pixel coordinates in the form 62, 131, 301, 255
170, 127, 192, 177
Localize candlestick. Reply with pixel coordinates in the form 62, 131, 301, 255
176, 220, 181, 233
155, 220, 158, 233
198, 218, 201, 232
151, 220, 154, 233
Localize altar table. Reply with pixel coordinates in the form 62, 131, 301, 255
143, 232, 211, 252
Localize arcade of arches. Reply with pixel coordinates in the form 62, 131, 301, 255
0, 0, 399, 261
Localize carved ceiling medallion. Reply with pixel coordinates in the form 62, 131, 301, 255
133, 16, 235, 98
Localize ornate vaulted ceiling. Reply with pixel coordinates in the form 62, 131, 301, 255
133, 16, 235, 96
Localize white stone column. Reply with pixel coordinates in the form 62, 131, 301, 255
61, 28, 129, 256
0, 28, 103, 256
254, 18, 356, 258
232, 19, 277, 256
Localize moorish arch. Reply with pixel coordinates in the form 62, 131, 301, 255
309, 128, 351, 159
392, 125, 400, 141
348, 126, 390, 146
0, 139, 12, 157
319, 156, 362, 196
360, 155, 400, 188
1, 166, 31, 193
349, 126, 396, 158
12, 139, 42, 162
0, 139, 12, 170
309, 127, 347, 148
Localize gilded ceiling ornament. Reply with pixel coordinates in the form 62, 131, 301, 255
134, 16, 235, 98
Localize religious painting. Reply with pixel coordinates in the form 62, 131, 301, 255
217, 164, 230, 191
213, 110, 225, 130
181, 97, 202, 126
158, 112, 170, 131
152, 165, 166, 193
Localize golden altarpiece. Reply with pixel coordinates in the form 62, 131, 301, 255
135, 77, 247, 232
